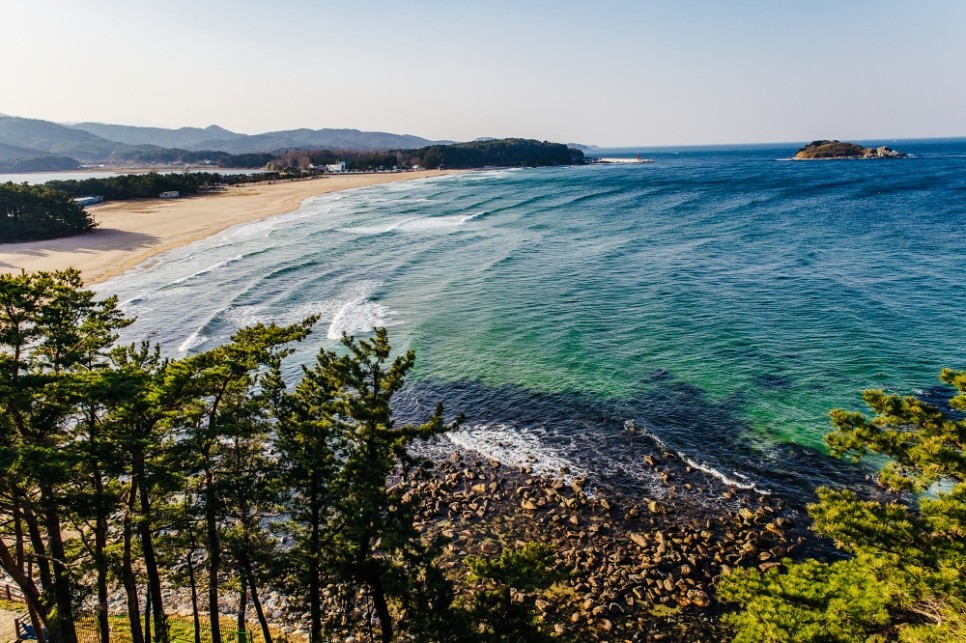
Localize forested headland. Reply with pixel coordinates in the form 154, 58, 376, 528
268, 138, 585, 172
2, 270, 965, 643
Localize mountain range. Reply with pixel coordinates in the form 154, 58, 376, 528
0, 114, 454, 172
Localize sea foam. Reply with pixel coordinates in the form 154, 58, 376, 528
327, 297, 395, 340
446, 423, 591, 482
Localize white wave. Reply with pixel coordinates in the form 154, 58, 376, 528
118, 293, 147, 307
326, 297, 394, 340
341, 214, 473, 235
682, 457, 769, 494
166, 255, 245, 287
457, 168, 520, 182
221, 217, 282, 241
636, 427, 670, 451
636, 426, 769, 495
178, 331, 209, 354
459, 211, 487, 224
446, 423, 591, 481
386, 216, 420, 231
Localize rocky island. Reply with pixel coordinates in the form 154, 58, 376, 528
794, 139, 906, 159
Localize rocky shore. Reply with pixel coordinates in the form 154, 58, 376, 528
399, 448, 805, 641
94, 444, 814, 642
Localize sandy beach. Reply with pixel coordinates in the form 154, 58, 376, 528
0, 170, 455, 285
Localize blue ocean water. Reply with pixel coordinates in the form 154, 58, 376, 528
96, 139, 966, 503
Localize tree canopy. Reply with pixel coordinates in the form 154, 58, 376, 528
0, 182, 97, 242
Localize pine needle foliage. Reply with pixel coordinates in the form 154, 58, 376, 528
720, 370, 966, 642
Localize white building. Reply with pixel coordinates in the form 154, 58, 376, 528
159, 191, 180, 199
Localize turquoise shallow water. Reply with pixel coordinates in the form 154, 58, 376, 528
97, 139, 966, 502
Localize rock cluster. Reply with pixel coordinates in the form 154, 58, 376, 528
400, 450, 803, 641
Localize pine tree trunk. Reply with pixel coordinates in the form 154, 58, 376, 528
205, 463, 222, 643
309, 494, 322, 643
144, 584, 151, 643
236, 572, 248, 643
95, 509, 110, 643
244, 557, 273, 643
41, 483, 78, 643
368, 574, 393, 643
122, 482, 145, 643
0, 538, 49, 633
19, 495, 53, 591
136, 457, 169, 643
187, 548, 202, 643
93, 467, 110, 643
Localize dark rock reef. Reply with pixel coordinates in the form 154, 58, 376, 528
794, 140, 906, 159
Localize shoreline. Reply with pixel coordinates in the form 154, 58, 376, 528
0, 170, 458, 285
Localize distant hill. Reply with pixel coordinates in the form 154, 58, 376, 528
0, 141, 80, 172
68, 122, 244, 150
0, 114, 453, 166
187, 128, 452, 153
0, 141, 49, 161
0, 115, 157, 162
67, 121, 452, 153
0, 154, 79, 173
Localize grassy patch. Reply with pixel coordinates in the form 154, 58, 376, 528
73, 614, 300, 643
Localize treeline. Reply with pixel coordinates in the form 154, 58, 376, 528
268, 138, 585, 172
269, 148, 407, 172
0, 182, 96, 242
0, 271, 559, 643
45, 171, 283, 201
0, 149, 271, 176
123, 149, 275, 168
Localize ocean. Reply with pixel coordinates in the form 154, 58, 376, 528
94, 138, 966, 506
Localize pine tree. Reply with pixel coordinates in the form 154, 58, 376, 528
274, 329, 464, 642
719, 369, 966, 642
0, 269, 130, 643
165, 320, 314, 643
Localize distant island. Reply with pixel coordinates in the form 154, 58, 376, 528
794, 140, 906, 159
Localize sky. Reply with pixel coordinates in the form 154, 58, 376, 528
1, 0, 964, 147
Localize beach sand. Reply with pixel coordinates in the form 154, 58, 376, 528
0, 170, 456, 285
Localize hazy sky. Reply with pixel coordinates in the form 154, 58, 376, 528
2, 0, 964, 146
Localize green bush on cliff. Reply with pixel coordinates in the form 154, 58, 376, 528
720, 370, 966, 642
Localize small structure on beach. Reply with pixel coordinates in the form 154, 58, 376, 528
73, 195, 104, 207
159, 191, 180, 198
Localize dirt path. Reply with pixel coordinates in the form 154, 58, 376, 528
0, 607, 19, 642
